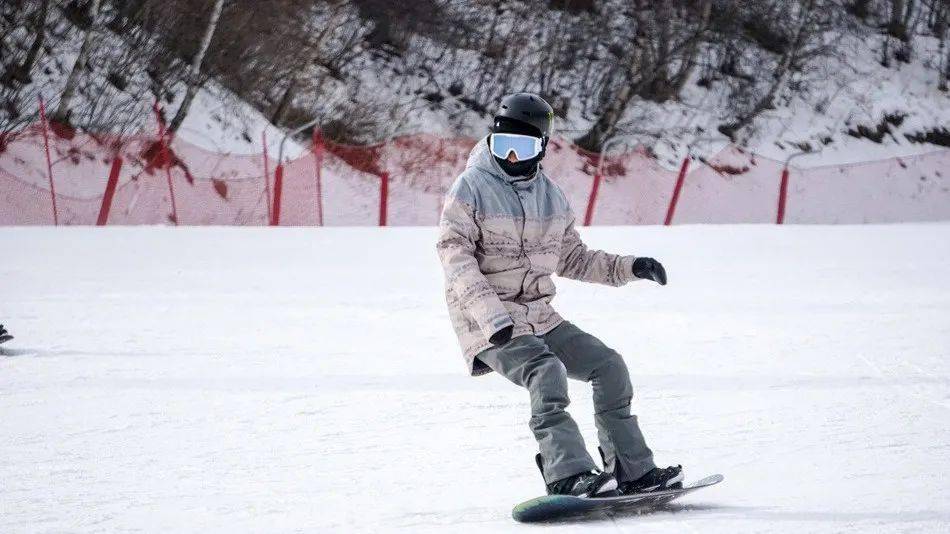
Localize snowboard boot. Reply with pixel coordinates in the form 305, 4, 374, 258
0, 324, 11, 344
596, 447, 684, 495
617, 465, 684, 494
535, 453, 617, 497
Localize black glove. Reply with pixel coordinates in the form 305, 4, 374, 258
489, 325, 514, 346
632, 257, 667, 285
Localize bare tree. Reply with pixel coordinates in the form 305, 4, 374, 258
574, 0, 712, 151
890, 0, 908, 37
167, 0, 225, 134
53, 0, 102, 123
718, 0, 843, 142
4, 0, 50, 85
671, 0, 713, 97
937, 0, 950, 90
849, 0, 874, 18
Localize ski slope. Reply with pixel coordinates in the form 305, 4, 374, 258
2, 224, 949, 533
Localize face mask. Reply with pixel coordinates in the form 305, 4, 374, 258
489, 133, 543, 162
497, 156, 540, 177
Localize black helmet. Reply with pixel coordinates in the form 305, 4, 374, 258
494, 93, 554, 138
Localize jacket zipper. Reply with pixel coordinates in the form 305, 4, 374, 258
509, 182, 534, 332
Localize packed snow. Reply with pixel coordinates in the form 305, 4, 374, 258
2, 224, 949, 532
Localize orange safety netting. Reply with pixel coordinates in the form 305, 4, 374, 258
1, 123, 948, 226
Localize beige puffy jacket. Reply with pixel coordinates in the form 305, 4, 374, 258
437, 137, 642, 376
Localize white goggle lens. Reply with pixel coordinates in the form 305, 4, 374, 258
490, 134, 542, 162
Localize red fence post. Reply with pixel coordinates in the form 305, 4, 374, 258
164, 145, 178, 225
97, 155, 123, 225
152, 100, 178, 225
379, 172, 389, 226
271, 163, 284, 226
37, 96, 59, 225
312, 129, 324, 226
583, 155, 602, 227
160, 140, 178, 226
776, 165, 790, 224
665, 155, 690, 226
262, 131, 272, 223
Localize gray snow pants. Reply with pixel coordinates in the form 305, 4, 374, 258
476, 320, 656, 484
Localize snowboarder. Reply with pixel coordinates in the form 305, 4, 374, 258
0, 324, 12, 344
437, 93, 683, 498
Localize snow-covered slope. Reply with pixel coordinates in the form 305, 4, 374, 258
2, 224, 949, 532
355, 23, 950, 170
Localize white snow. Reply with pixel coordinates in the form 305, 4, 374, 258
586, 31, 950, 170
2, 224, 949, 533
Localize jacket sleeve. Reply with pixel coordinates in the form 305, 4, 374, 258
436, 177, 513, 342
556, 210, 638, 287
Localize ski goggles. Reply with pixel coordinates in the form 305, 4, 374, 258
489, 133, 543, 162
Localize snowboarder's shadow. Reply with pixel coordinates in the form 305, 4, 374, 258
533, 502, 950, 525
531, 501, 732, 524
0, 348, 36, 357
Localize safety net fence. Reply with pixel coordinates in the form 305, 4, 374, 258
1, 123, 948, 226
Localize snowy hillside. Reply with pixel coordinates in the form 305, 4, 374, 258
635, 31, 950, 167
0, 1, 301, 157
2, 224, 949, 532
3, 1, 950, 172
357, 18, 950, 169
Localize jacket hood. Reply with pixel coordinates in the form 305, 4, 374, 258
466, 135, 539, 184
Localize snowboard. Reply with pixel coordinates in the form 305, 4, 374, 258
512, 473, 723, 523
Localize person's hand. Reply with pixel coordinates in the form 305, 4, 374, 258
489, 325, 514, 346
632, 257, 667, 285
